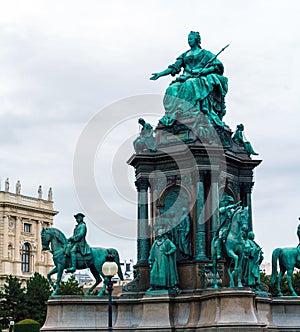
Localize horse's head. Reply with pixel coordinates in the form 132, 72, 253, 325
232, 206, 249, 235
41, 227, 68, 252
41, 228, 51, 251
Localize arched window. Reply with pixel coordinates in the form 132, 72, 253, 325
8, 244, 13, 260
21, 243, 30, 272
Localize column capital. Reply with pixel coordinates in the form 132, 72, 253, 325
210, 170, 220, 182
135, 177, 149, 191
241, 182, 254, 193
198, 170, 206, 182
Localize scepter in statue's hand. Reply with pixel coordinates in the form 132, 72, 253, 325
197, 44, 230, 77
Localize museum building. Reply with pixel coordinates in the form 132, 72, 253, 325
0, 180, 57, 287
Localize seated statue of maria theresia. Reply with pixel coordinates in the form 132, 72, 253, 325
150, 31, 228, 128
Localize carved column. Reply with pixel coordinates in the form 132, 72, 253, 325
195, 171, 207, 260
136, 178, 150, 265
37, 220, 42, 263
210, 171, 220, 239
3, 215, 9, 259
15, 216, 22, 274
242, 182, 254, 231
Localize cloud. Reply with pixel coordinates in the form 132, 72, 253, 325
0, 0, 300, 261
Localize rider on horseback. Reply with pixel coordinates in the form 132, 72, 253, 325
66, 213, 91, 273
215, 195, 241, 259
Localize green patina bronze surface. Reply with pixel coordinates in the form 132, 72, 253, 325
214, 195, 241, 260
270, 223, 300, 296
65, 213, 91, 273
150, 31, 228, 127
133, 118, 157, 154
211, 204, 249, 288
242, 231, 264, 289
41, 219, 123, 296
233, 124, 258, 156
148, 229, 180, 293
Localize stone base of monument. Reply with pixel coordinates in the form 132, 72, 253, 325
41, 289, 300, 331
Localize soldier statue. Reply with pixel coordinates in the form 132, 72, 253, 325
214, 195, 241, 259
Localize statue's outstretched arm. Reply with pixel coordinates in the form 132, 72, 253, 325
150, 67, 173, 80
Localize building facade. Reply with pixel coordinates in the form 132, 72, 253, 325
0, 184, 58, 287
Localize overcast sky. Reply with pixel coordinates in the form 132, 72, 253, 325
0, 0, 300, 263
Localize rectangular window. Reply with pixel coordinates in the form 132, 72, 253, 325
24, 223, 31, 233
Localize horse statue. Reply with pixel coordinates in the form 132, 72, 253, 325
211, 206, 249, 288
270, 247, 300, 296
41, 227, 124, 296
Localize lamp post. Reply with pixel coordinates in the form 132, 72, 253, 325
9, 320, 14, 332
102, 254, 118, 332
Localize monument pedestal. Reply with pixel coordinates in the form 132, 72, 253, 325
41, 290, 300, 331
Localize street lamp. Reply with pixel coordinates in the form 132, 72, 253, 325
9, 320, 14, 332
102, 254, 118, 332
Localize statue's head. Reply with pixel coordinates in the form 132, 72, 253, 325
237, 124, 244, 131
156, 227, 167, 239
248, 231, 254, 240
74, 212, 85, 223
138, 118, 145, 125
188, 31, 201, 47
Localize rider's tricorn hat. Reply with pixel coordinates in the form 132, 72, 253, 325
74, 212, 85, 219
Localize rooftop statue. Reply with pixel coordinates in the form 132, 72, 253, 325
270, 223, 300, 296
16, 180, 21, 195
150, 31, 228, 128
5, 177, 9, 192
41, 214, 124, 296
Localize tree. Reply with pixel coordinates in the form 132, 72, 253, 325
0, 276, 27, 328
260, 271, 300, 297
57, 275, 84, 295
25, 272, 52, 325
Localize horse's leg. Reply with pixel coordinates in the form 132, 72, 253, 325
52, 264, 64, 296
211, 241, 218, 289
227, 250, 238, 287
226, 259, 234, 288
47, 266, 58, 291
286, 268, 297, 296
212, 254, 218, 289
236, 250, 244, 288
277, 267, 285, 297
86, 265, 102, 296
98, 275, 108, 296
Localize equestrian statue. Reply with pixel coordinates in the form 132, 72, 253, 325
270, 223, 300, 296
211, 201, 249, 288
41, 213, 124, 296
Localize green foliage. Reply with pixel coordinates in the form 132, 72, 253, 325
14, 318, 40, 332
25, 272, 52, 325
0, 275, 27, 328
260, 271, 300, 296
0, 273, 52, 329
57, 275, 84, 295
